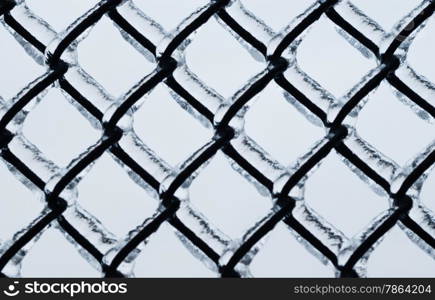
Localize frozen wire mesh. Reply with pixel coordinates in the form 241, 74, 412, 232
0, 0, 434, 278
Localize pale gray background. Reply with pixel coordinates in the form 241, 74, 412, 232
0, 0, 434, 277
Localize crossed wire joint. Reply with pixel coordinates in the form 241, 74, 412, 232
0, 0, 434, 277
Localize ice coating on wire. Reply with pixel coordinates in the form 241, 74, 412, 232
0, 0, 434, 278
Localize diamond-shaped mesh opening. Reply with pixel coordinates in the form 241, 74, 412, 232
77, 154, 158, 238
250, 224, 332, 277
304, 152, 389, 237
185, 18, 264, 98
78, 17, 155, 97
22, 89, 100, 167
189, 152, 271, 238
296, 17, 376, 97
367, 227, 435, 277
0, 0, 434, 279
0, 26, 45, 100
407, 15, 435, 83
0, 161, 43, 241
356, 84, 434, 166
133, 84, 212, 166
244, 82, 325, 166
20, 228, 101, 277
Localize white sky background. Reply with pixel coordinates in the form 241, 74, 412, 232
0, 0, 434, 277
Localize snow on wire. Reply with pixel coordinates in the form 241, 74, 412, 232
0, 0, 434, 278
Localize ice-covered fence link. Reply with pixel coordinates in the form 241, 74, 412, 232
0, 0, 434, 277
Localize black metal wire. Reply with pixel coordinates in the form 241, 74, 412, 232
0, 0, 433, 278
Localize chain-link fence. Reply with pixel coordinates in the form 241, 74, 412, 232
0, 0, 434, 278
